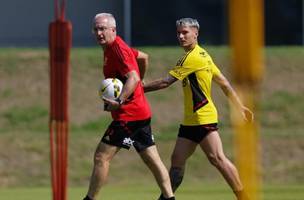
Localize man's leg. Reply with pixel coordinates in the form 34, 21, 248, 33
169, 137, 197, 192
156, 138, 196, 200
84, 142, 120, 200
199, 131, 248, 200
139, 145, 175, 199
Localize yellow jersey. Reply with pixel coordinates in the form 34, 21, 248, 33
169, 44, 221, 125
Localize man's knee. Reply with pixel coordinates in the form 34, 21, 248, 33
140, 146, 160, 166
206, 153, 226, 168
93, 150, 112, 166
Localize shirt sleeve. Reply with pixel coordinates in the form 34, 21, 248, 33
211, 63, 221, 76
131, 48, 139, 58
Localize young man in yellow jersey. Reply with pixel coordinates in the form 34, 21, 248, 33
144, 18, 253, 200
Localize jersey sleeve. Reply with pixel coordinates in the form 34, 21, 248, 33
211, 62, 221, 76
131, 48, 139, 58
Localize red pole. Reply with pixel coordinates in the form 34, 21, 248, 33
49, 0, 71, 199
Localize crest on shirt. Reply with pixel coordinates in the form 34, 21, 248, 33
200, 51, 208, 57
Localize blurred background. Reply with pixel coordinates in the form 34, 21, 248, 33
0, 0, 303, 200
0, 0, 303, 47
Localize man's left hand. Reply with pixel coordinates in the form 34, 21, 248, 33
241, 106, 254, 122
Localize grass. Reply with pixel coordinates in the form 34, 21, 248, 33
2, 106, 48, 131
0, 128, 302, 187
0, 184, 303, 200
0, 47, 303, 189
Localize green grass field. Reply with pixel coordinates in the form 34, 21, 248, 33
1, 184, 304, 200
0, 47, 304, 199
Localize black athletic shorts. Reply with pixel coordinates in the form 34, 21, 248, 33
178, 123, 218, 143
101, 118, 155, 152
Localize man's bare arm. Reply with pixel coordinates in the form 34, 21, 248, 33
136, 51, 149, 80
213, 73, 254, 122
143, 74, 177, 93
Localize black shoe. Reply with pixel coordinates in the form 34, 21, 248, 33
83, 195, 93, 200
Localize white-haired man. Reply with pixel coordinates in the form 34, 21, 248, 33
144, 18, 253, 200
83, 13, 175, 200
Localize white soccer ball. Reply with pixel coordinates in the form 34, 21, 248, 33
98, 78, 123, 100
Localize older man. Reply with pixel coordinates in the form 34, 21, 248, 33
83, 13, 175, 200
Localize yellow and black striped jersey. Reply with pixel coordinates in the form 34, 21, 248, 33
169, 44, 221, 125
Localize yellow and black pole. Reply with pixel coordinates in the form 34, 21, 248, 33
229, 0, 264, 200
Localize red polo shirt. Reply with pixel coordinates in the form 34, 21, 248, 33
103, 36, 151, 121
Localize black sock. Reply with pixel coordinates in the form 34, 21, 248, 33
169, 166, 184, 192
83, 195, 93, 200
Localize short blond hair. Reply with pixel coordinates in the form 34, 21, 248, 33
176, 18, 200, 30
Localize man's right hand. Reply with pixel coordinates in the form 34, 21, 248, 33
103, 97, 121, 111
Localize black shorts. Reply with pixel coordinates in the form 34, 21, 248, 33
178, 123, 218, 143
101, 118, 155, 152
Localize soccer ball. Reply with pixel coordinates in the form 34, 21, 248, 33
98, 78, 123, 100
